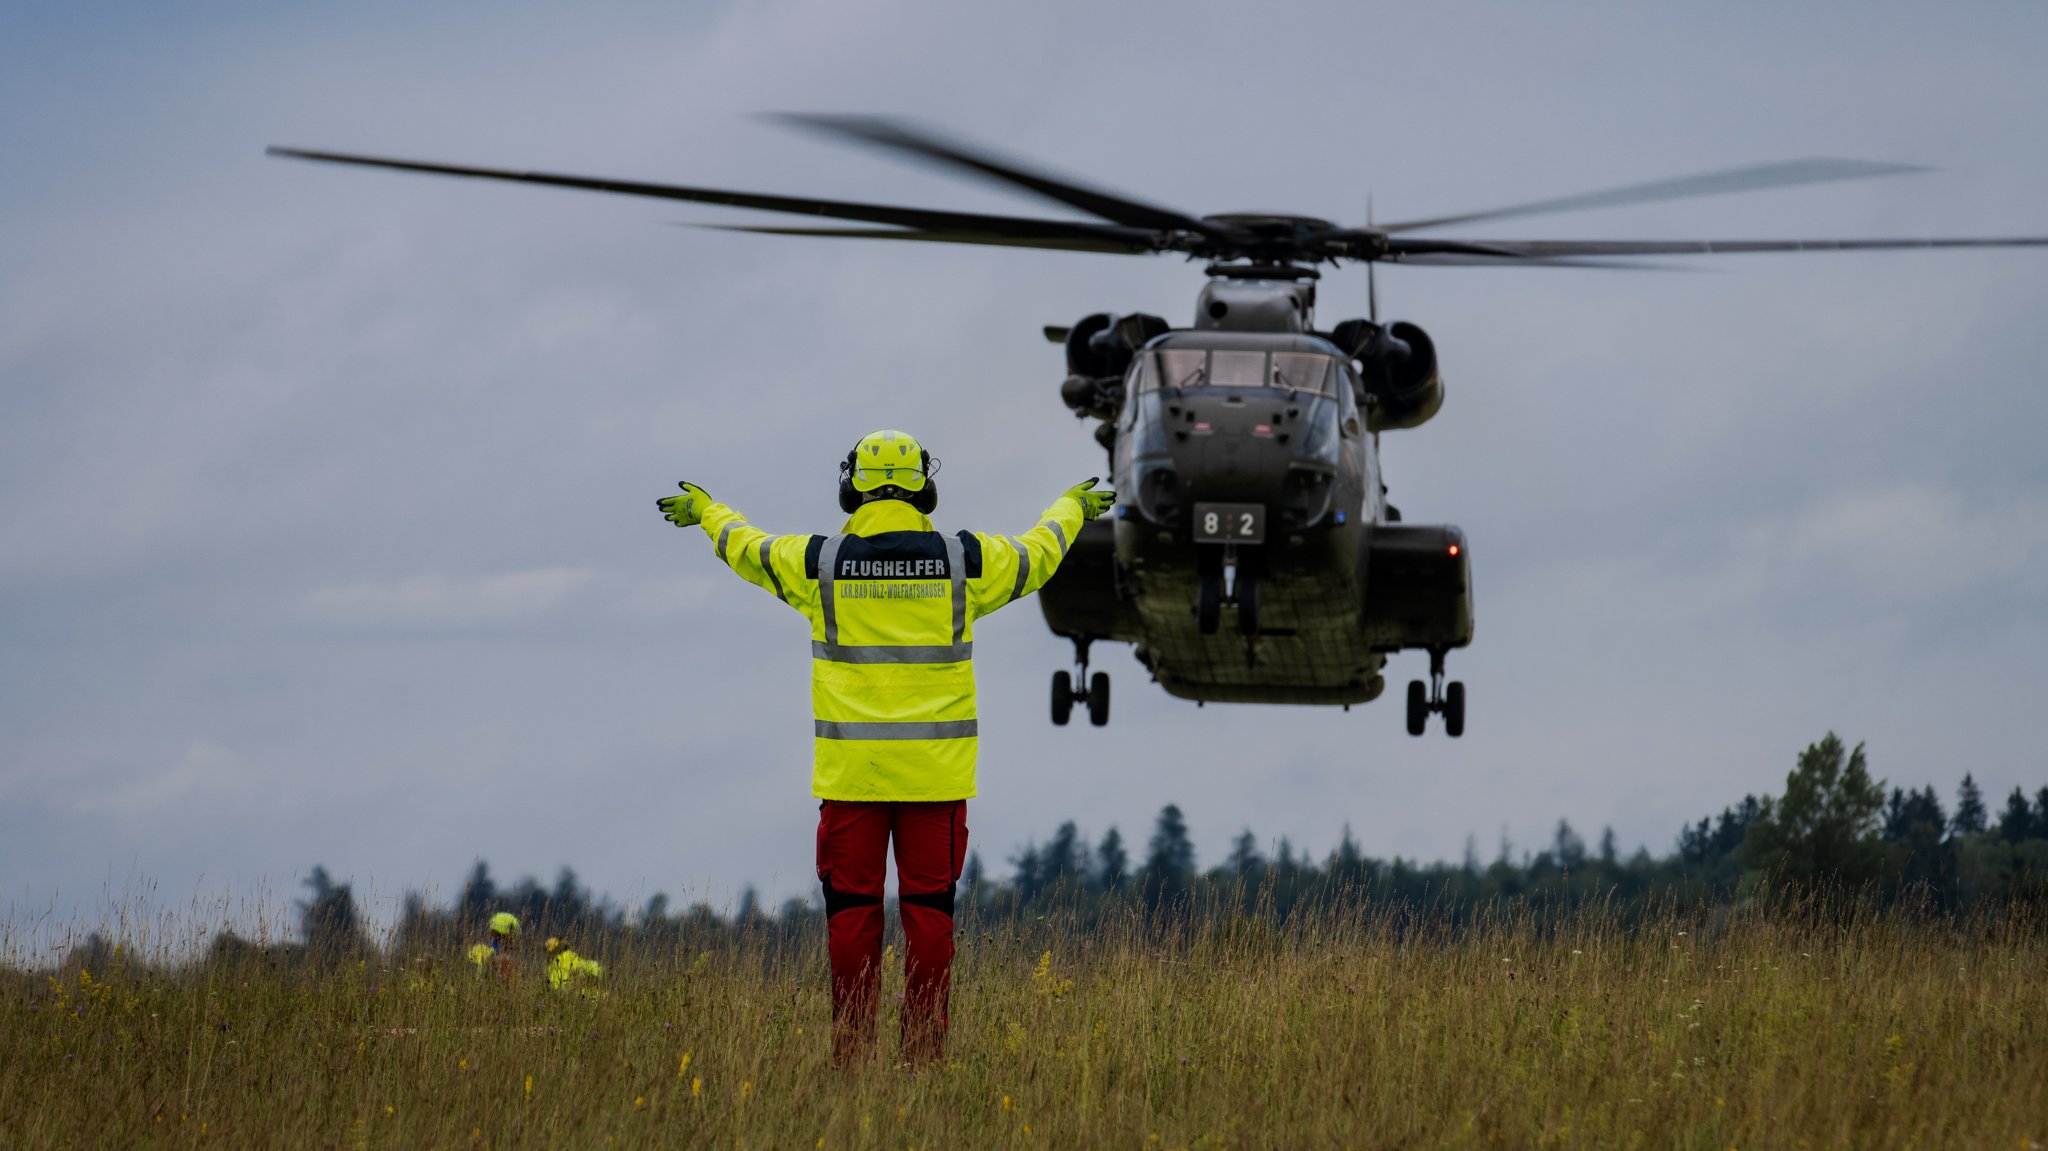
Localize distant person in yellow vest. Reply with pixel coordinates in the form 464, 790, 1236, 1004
467, 912, 521, 979
545, 937, 603, 992
658, 429, 1111, 1063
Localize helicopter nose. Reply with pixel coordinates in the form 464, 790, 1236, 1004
1165, 394, 1299, 503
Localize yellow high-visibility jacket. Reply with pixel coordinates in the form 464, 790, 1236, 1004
699, 493, 1084, 801
547, 948, 602, 991
466, 942, 513, 980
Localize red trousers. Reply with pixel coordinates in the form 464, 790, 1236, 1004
816, 799, 968, 1063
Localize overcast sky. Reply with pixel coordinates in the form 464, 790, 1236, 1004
4, 0, 2046, 953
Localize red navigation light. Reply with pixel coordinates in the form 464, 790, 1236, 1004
1448, 544, 1460, 557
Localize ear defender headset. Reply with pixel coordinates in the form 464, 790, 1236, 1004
838, 442, 941, 515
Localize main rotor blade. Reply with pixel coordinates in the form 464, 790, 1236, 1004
1378, 158, 1927, 234
266, 146, 1166, 247
1380, 237, 1536, 259
695, 223, 1157, 255
769, 113, 1222, 236
1390, 253, 1690, 270
1395, 235, 2048, 258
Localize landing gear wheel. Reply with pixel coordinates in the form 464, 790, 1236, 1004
1236, 574, 1261, 637
1051, 670, 1074, 726
1196, 573, 1221, 635
1409, 648, 1464, 738
1087, 672, 1110, 727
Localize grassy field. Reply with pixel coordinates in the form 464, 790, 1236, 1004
3, 898, 2043, 1149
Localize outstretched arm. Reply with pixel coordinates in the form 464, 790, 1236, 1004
657, 482, 814, 611
966, 478, 1114, 619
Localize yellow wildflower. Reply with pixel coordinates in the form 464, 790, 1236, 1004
525, 1075, 533, 1099
679, 1052, 692, 1078
1031, 950, 1073, 998
634, 1096, 646, 1109
692, 1077, 703, 1098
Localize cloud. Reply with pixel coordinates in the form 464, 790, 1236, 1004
304, 567, 597, 628
4, 0, 2048, 929
297, 566, 735, 631
1755, 484, 2048, 603
65, 742, 253, 819
1613, 483, 2048, 630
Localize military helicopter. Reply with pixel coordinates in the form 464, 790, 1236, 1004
269, 117, 2048, 736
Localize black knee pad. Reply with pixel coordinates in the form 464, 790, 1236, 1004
821, 879, 883, 918
898, 888, 956, 918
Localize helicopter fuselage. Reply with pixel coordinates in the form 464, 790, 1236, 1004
1116, 330, 1381, 703
1038, 276, 1474, 717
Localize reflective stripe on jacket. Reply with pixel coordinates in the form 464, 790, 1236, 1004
699, 495, 1084, 801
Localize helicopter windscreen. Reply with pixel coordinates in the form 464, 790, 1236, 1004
1127, 348, 1346, 463
1141, 349, 1338, 394
1122, 345, 1351, 528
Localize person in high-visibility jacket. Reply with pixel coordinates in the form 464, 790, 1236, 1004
544, 937, 603, 993
657, 429, 1113, 1063
466, 911, 520, 979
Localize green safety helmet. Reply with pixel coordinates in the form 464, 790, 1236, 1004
839, 429, 939, 513
489, 912, 520, 937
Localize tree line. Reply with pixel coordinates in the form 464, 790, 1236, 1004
187, 731, 2048, 968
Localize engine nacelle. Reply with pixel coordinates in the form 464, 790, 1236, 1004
1063, 312, 1169, 379
1060, 373, 1118, 421
1060, 312, 1169, 420
1328, 318, 1444, 432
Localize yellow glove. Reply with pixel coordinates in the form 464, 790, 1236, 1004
657, 481, 711, 528
1064, 477, 1116, 521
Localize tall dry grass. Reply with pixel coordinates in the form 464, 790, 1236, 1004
3, 895, 2042, 1149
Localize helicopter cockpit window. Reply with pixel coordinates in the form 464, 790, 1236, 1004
1121, 356, 1153, 427
1142, 349, 1206, 391
1207, 350, 1267, 387
1270, 352, 1334, 395
1138, 348, 1342, 395
1124, 355, 1154, 395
